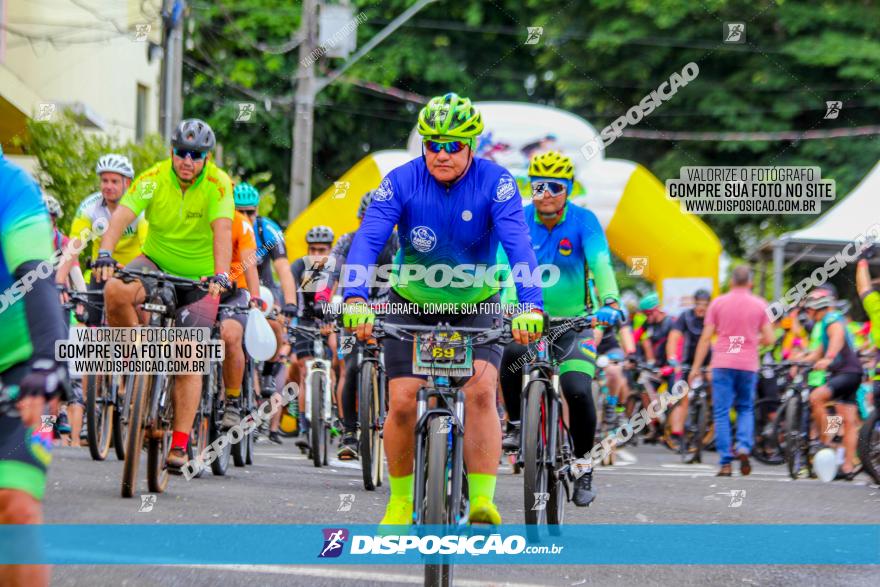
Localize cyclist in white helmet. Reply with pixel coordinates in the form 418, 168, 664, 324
57, 154, 147, 309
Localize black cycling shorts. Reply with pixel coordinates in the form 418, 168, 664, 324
383, 290, 502, 380
218, 288, 250, 331
126, 255, 218, 328
827, 372, 861, 405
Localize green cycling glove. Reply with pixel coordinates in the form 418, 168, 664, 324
342, 302, 376, 329
511, 310, 545, 336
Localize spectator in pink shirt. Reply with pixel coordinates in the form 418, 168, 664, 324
688, 266, 776, 476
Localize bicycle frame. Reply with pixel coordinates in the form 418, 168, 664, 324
412, 377, 466, 526
304, 337, 333, 423
356, 341, 387, 432
518, 343, 566, 474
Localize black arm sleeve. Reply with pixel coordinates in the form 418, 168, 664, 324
15, 261, 68, 363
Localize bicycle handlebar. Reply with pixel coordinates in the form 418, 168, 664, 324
114, 267, 209, 290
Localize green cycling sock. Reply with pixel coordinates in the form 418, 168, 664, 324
389, 474, 414, 500
468, 473, 497, 502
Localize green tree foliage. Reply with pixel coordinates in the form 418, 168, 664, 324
184, 0, 880, 254
22, 113, 166, 228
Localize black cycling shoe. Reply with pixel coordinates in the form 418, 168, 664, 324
501, 423, 520, 452
572, 470, 596, 507
268, 431, 283, 445
260, 374, 277, 398
337, 432, 359, 460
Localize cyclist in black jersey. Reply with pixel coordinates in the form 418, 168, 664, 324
290, 226, 340, 452
637, 292, 676, 443
666, 289, 711, 442
331, 191, 399, 459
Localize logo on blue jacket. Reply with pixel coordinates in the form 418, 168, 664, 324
411, 226, 437, 253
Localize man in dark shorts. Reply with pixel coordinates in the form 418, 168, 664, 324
341, 93, 546, 526
95, 119, 234, 474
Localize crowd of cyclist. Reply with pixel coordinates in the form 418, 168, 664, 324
1, 92, 879, 587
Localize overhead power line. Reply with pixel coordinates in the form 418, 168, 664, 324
622, 126, 880, 141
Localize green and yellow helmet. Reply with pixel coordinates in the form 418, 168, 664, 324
528, 151, 575, 181
417, 93, 484, 142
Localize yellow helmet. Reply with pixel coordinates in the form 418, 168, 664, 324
528, 151, 574, 180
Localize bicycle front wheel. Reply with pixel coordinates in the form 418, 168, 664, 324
86, 374, 113, 461
424, 416, 453, 587
359, 361, 382, 490
784, 395, 805, 479
310, 371, 325, 468
120, 374, 149, 498
752, 397, 783, 465
112, 374, 129, 461
207, 364, 231, 476
147, 378, 172, 494
523, 380, 548, 527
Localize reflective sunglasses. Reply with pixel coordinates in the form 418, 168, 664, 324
173, 148, 208, 160
423, 139, 470, 154
237, 208, 257, 217
531, 180, 568, 199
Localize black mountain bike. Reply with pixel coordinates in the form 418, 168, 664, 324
193, 303, 235, 478
781, 362, 816, 479
678, 366, 710, 463
349, 336, 387, 490
218, 304, 258, 468
751, 362, 795, 466
116, 267, 207, 498
371, 318, 510, 587
516, 316, 591, 538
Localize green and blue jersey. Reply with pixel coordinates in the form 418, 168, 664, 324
500, 203, 619, 318
0, 157, 55, 372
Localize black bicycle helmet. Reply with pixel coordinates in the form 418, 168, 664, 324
171, 118, 216, 152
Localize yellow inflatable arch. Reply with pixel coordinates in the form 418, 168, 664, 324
286, 103, 722, 313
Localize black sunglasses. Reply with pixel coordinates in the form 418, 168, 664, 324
173, 148, 208, 160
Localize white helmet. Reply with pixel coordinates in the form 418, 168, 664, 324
96, 154, 134, 179
43, 194, 63, 219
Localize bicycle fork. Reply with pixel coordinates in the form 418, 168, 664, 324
413, 384, 466, 526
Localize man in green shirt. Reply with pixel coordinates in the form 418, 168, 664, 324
95, 119, 234, 473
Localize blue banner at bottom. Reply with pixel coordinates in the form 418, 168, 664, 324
1, 524, 877, 565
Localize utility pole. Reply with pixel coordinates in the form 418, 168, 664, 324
289, 0, 319, 223
287, 0, 439, 223
160, 0, 186, 141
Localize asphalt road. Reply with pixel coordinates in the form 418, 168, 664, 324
42, 438, 880, 587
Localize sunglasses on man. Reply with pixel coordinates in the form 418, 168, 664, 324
423, 139, 471, 154
173, 148, 208, 160
237, 208, 257, 217
531, 180, 568, 199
